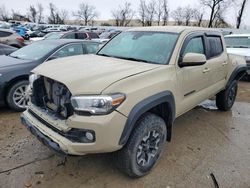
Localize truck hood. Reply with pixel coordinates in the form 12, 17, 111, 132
32, 54, 160, 95
227, 48, 250, 57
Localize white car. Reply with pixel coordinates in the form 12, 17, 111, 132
225, 34, 250, 80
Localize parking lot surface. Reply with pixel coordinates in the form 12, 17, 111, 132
0, 82, 249, 188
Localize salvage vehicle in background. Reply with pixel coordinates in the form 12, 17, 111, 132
0, 29, 25, 48
0, 39, 101, 111
225, 34, 250, 81
21, 27, 247, 177
0, 44, 17, 55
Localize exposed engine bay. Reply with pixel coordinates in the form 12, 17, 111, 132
31, 76, 74, 119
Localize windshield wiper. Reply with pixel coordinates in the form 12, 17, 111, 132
114, 56, 158, 64
227, 45, 249, 48
97, 53, 112, 57
9, 55, 21, 59
97, 54, 159, 64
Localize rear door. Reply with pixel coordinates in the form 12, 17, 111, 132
205, 34, 228, 91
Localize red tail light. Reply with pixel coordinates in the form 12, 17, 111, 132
16, 37, 24, 43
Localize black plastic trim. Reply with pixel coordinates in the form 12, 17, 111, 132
119, 91, 175, 145
226, 64, 248, 88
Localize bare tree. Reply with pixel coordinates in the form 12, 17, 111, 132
11, 9, 29, 21
37, 3, 44, 23
138, 0, 147, 26
73, 2, 98, 26
236, 0, 248, 28
155, 0, 163, 26
183, 5, 195, 26
0, 5, 10, 21
111, 2, 135, 26
171, 7, 184, 25
145, 0, 156, 26
47, 3, 66, 24
28, 5, 37, 23
200, 0, 230, 27
213, 4, 229, 27
162, 0, 169, 26
193, 8, 204, 26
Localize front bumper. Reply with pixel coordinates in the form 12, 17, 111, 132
21, 107, 127, 155
21, 114, 67, 155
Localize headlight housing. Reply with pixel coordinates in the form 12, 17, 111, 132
29, 74, 40, 88
71, 93, 125, 115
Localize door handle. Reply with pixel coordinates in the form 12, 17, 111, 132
203, 68, 210, 73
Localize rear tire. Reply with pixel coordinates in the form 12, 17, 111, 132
6, 80, 29, 111
216, 80, 238, 111
114, 113, 167, 177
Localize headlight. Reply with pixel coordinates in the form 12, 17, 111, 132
29, 74, 40, 88
71, 93, 126, 115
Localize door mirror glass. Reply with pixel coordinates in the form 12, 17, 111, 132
180, 53, 206, 67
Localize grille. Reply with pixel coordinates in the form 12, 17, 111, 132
31, 77, 74, 119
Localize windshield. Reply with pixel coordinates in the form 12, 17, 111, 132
45, 32, 63, 40
98, 31, 179, 64
9, 42, 58, 60
225, 37, 250, 48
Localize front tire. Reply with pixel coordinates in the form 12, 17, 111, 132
216, 80, 238, 111
115, 113, 167, 177
6, 80, 29, 111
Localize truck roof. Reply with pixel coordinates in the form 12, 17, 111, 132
128, 26, 221, 34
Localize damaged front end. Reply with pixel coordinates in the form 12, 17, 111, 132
31, 76, 74, 119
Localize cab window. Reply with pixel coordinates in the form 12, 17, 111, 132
207, 36, 223, 58
183, 37, 205, 55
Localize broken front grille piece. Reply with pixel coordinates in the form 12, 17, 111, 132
31, 76, 74, 119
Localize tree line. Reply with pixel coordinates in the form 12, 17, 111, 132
0, 0, 248, 28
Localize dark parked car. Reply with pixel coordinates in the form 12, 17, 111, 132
0, 44, 17, 55
0, 39, 101, 111
0, 29, 25, 48
45, 31, 100, 40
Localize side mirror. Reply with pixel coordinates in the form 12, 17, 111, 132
180, 53, 206, 67
46, 56, 57, 61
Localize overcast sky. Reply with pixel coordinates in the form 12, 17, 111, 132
1, 0, 250, 27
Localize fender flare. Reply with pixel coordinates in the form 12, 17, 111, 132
119, 91, 176, 146
226, 64, 247, 88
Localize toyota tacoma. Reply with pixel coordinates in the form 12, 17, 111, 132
21, 27, 247, 177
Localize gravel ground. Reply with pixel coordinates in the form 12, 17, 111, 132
0, 81, 249, 188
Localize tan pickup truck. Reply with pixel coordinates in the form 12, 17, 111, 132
21, 26, 247, 177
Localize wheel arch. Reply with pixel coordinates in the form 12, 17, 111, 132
119, 91, 176, 146
4, 75, 29, 100
226, 64, 247, 88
